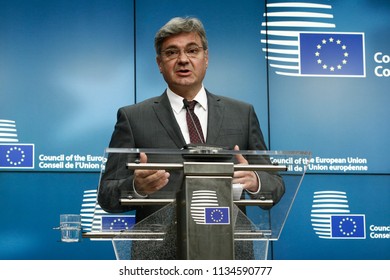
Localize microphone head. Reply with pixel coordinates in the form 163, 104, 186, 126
183, 99, 190, 108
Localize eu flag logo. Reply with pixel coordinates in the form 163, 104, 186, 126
331, 215, 365, 239
205, 207, 230, 224
300, 32, 365, 77
101, 215, 135, 231
0, 144, 34, 168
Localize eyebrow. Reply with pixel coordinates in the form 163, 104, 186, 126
163, 42, 201, 50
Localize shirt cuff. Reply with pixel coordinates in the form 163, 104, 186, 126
132, 179, 148, 198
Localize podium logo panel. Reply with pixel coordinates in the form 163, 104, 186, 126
190, 190, 231, 225
101, 216, 135, 232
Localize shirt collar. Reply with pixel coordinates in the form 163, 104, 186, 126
167, 86, 207, 114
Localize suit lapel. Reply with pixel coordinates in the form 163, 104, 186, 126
152, 92, 187, 148
206, 92, 224, 144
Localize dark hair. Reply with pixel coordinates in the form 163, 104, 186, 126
154, 17, 208, 55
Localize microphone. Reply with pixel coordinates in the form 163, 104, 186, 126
182, 98, 190, 109
183, 99, 204, 144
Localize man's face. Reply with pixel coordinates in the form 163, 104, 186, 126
156, 32, 208, 98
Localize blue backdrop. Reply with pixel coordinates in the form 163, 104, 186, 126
0, 0, 389, 260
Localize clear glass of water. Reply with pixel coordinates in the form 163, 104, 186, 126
60, 214, 81, 242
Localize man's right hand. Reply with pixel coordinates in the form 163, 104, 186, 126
133, 152, 170, 196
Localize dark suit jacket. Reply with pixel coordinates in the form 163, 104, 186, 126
98, 90, 285, 218
97, 90, 285, 259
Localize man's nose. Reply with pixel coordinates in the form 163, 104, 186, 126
177, 50, 190, 61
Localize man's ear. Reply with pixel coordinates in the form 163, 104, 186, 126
204, 50, 209, 68
156, 56, 162, 73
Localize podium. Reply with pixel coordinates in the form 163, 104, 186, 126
83, 148, 311, 260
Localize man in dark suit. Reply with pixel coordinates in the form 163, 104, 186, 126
98, 17, 284, 259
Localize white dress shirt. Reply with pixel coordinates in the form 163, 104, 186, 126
166, 86, 208, 144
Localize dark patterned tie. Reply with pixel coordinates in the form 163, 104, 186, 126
186, 100, 205, 143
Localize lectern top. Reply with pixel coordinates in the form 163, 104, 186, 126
104, 147, 311, 158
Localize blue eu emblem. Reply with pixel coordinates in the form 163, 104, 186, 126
300, 32, 365, 77
205, 207, 230, 224
331, 215, 365, 238
0, 144, 34, 168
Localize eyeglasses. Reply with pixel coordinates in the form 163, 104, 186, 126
160, 45, 204, 60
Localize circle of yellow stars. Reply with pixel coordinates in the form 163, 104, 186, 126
210, 209, 225, 223
6, 147, 25, 166
109, 218, 130, 230
338, 217, 358, 236
315, 37, 348, 72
